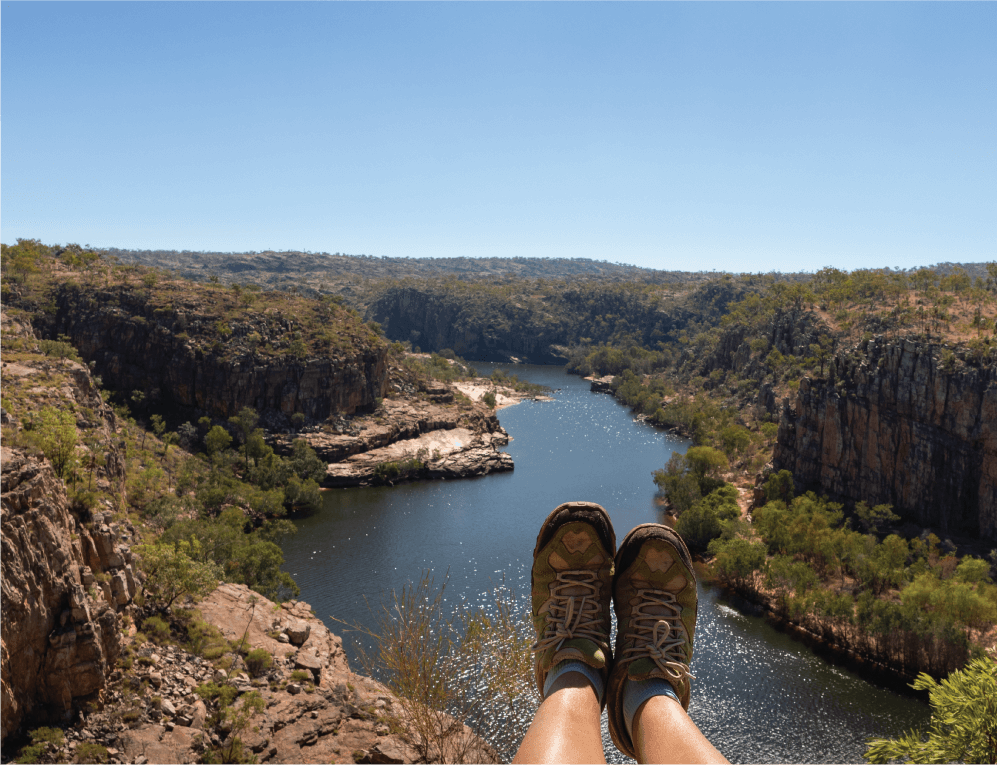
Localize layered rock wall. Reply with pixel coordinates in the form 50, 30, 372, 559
43, 285, 388, 422
775, 338, 997, 539
1, 450, 139, 741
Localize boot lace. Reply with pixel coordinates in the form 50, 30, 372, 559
618, 588, 695, 685
531, 570, 607, 656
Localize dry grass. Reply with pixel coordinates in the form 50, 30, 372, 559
351, 571, 539, 764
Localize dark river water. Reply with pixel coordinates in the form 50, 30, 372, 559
281, 364, 929, 763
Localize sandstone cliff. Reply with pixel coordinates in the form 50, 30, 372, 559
1, 448, 140, 740
365, 279, 748, 363
35, 283, 388, 424
775, 337, 997, 540
1, 310, 143, 742
37, 584, 496, 764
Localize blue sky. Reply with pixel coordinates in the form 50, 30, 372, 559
2, 2, 994, 273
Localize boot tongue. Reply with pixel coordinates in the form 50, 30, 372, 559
558, 583, 592, 597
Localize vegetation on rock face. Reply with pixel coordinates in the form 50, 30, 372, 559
135, 538, 220, 611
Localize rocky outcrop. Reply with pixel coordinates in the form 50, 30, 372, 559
275, 397, 515, 487
589, 376, 614, 393
277, 398, 504, 462
41, 284, 389, 423
775, 337, 997, 539
1, 449, 136, 741
324, 429, 513, 487
48, 584, 497, 764
698, 308, 830, 382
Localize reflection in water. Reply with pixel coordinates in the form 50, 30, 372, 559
282, 364, 928, 763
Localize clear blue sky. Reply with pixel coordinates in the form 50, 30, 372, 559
2, 2, 994, 273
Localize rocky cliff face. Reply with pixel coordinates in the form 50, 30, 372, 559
1, 310, 141, 743
365, 281, 745, 363
43, 583, 496, 764
367, 287, 563, 363
1, 449, 142, 741
41, 284, 388, 423
775, 337, 997, 540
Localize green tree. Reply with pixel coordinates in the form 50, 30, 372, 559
32, 407, 79, 479
854, 501, 900, 534
137, 539, 221, 611
162, 508, 299, 601
764, 469, 795, 504
652, 452, 701, 514
229, 407, 260, 469
708, 538, 767, 591
205, 425, 233, 459
865, 656, 997, 764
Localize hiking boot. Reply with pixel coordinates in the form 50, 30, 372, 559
530, 501, 616, 707
607, 523, 698, 759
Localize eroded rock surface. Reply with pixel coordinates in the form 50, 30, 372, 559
775, 337, 997, 539
50, 584, 496, 764
1, 449, 134, 741
40, 283, 389, 423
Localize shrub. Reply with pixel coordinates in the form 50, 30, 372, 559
244, 648, 273, 677
39, 338, 82, 362
356, 571, 536, 763
142, 615, 171, 643
482, 391, 497, 409
196, 681, 239, 709
864, 656, 997, 764
16, 727, 64, 764
75, 742, 110, 763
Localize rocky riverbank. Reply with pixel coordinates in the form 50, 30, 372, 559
273, 383, 527, 488
10, 584, 497, 764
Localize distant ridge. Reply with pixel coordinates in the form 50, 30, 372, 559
102, 247, 993, 288
103, 247, 720, 284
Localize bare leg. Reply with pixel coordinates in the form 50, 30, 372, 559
631, 695, 729, 764
513, 672, 607, 764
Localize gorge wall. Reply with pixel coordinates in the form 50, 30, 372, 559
1, 320, 141, 742
365, 280, 750, 363
40, 285, 388, 424
775, 337, 997, 540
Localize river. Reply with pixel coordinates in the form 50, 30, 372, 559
281, 364, 929, 763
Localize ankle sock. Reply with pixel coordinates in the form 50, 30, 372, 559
622, 678, 681, 738
542, 660, 605, 704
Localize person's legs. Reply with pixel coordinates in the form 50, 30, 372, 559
631, 694, 728, 763
606, 523, 729, 764
512, 671, 606, 764
513, 502, 617, 764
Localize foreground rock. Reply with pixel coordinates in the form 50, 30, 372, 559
45, 584, 496, 764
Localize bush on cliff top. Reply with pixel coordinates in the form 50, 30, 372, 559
864, 655, 997, 764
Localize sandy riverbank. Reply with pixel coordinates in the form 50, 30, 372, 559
453, 380, 554, 410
